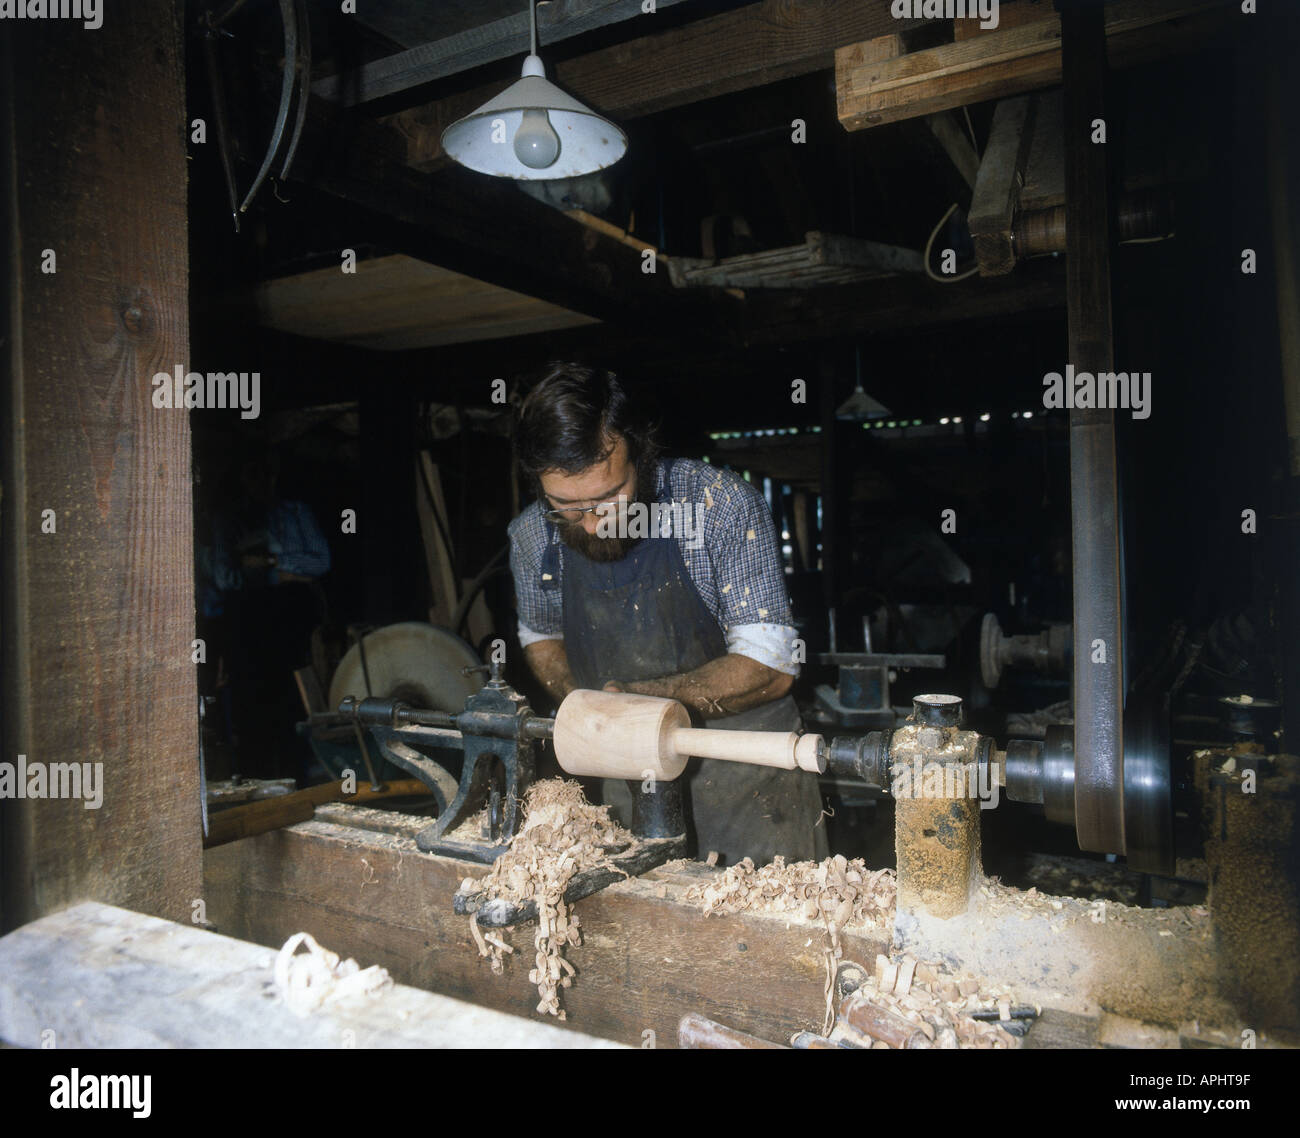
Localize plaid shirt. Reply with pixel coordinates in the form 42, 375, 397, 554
508, 458, 799, 675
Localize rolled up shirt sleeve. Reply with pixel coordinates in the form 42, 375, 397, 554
725, 622, 801, 676
693, 468, 799, 676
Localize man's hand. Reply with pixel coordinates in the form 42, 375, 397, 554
614, 654, 793, 719
523, 640, 577, 707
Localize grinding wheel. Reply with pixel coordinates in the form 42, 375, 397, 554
329, 622, 481, 714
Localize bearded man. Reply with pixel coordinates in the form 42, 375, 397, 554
507, 363, 826, 865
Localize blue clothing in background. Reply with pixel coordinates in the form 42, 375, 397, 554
198, 500, 331, 617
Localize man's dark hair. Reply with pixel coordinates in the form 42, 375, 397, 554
515, 362, 660, 484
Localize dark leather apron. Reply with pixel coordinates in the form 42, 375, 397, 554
552, 462, 827, 865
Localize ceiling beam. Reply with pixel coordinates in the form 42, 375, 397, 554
384, 0, 925, 170
314, 0, 694, 106
396, 254, 1067, 368
732, 255, 1066, 348
924, 111, 980, 192
836, 0, 1232, 132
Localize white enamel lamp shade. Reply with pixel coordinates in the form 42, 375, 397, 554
441, 55, 627, 180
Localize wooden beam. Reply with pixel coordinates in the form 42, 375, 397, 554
203, 780, 430, 848
1019, 89, 1065, 210
953, 0, 1056, 41
925, 110, 981, 191
733, 255, 1066, 347
968, 95, 1038, 276
251, 254, 599, 351
386, 0, 925, 171
0, 0, 201, 930
316, 0, 693, 106
204, 815, 892, 1047
836, 0, 1232, 131
0, 901, 622, 1048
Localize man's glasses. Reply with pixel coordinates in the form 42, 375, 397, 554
542, 477, 631, 525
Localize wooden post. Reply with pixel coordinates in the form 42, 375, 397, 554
1264, 8, 1300, 751
968, 96, 1038, 276
0, 2, 201, 929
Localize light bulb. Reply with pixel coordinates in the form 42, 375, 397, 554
514, 109, 560, 169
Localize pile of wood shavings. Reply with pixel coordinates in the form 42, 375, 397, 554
831, 955, 1021, 1049
687, 853, 896, 933
685, 854, 896, 1030
466, 779, 632, 1019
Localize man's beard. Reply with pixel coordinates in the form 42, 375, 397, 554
557, 458, 657, 564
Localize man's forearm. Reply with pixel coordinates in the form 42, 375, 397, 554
616, 654, 793, 719
523, 639, 577, 707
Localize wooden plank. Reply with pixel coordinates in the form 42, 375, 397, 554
733, 255, 1065, 347
1023, 1008, 1100, 1048
925, 110, 981, 190
294, 666, 328, 715
386, 0, 926, 170
416, 453, 459, 628
838, 15, 1063, 130
252, 254, 599, 351
837, 0, 1231, 130
564, 209, 659, 255
968, 95, 1038, 276
0, 0, 201, 930
669, 231, 923, 290
204, 780, 431, 849
0, 901, 622, 1048
204, 817, 892, 1047
954, 0, 1055, 40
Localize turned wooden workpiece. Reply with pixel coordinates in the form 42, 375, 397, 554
552, 689, 825, 780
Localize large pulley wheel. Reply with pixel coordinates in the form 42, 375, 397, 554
1040, 701, 1174, 874
1121, 693, 1174, 875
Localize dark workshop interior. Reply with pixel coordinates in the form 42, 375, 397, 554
2, 0, 1300, 1061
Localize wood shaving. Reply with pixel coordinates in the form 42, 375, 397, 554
469, 779, 632, 1020
685, 854, 897, 1031
272, 931, 393, 1018
685, 854, 1022, 1048
686, 853, 896, 931
827, 955, 1022, 1050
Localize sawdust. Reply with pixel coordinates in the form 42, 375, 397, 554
441, 806, 489, 843
1020, 852, 1142, 905
685, 854, 896, 1031
467, 779, 633, 1020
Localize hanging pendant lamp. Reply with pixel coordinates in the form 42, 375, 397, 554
441, 1, 628, 180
